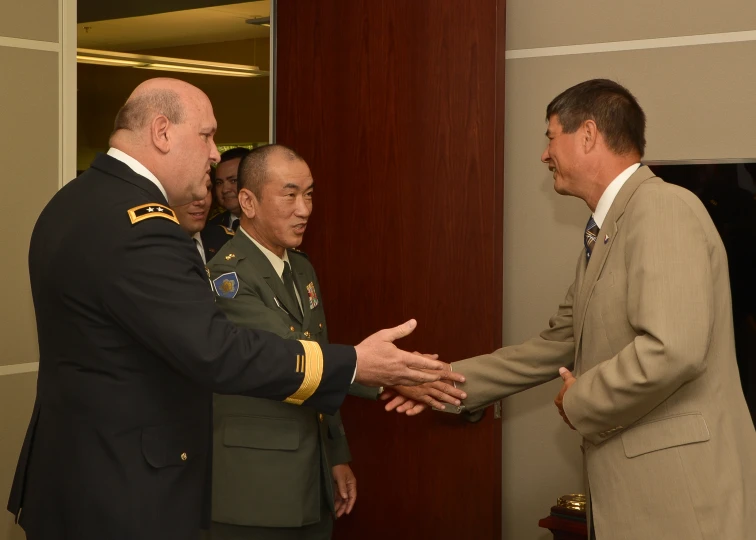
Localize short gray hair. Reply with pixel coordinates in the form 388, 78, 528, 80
239, 144, 305, 198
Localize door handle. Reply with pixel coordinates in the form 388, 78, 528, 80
462, 408, 485, 423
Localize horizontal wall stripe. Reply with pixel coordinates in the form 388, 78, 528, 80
0, 35, 59, 52
506, 29, 756, 59
0, 362, 39, 377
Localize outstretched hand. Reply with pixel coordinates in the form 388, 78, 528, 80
354, 320, 454, 387
380, 353, 466, 416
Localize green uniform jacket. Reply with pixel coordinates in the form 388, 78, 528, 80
207, 231, 378, 528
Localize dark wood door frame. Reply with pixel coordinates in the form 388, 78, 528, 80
276, 1, 506, 537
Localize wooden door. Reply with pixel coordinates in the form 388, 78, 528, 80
276, 1, 506, 538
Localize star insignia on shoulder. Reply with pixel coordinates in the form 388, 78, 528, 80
127, 203, 178, 226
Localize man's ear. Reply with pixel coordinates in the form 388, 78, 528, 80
238, 188, 257, 219
150, 115, 171, 154
582, 119, 598, 153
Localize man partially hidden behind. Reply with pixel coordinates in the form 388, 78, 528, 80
207, 145, 388, 540
202, 147, 249, 261
172, 176, 213, 264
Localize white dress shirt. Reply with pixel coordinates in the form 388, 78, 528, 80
592, 163, 641, 228
107, 148, 168, 202
192, 232, 207, 265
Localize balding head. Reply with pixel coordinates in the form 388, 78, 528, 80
111, 90, 184, 136
110, 78, 208, 142
108, 78, 220, 206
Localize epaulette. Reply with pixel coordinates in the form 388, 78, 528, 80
220, 225, 235, 236
288, 248, 308, 259
127, 203, 179, 225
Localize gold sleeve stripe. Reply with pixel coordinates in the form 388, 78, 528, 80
284, 340, 324, 405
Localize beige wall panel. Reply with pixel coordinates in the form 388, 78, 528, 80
0, 47, 58, 367
500, 39, 756, 539
507, 0, 756, 50
0, 0, 58, 43
0, 372, 37, 540
506, 41, 756, 162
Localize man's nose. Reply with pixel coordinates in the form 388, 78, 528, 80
295, 198, 311, 217
209, 142, 220, 164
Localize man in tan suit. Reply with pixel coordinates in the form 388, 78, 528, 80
384, 79, 756, 539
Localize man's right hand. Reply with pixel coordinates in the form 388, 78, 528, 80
353, 319, 464, 387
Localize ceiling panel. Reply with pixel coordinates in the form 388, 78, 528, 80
78, 1, 270, 51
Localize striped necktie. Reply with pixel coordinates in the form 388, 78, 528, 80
584, 216, 599, 263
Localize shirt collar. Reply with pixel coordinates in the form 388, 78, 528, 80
239, 225, 290, 279
593, 163, 641, 228
107, 147, 169, 202
191, 232, 206, 264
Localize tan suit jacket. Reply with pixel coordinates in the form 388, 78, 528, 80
453, 166, 756, 539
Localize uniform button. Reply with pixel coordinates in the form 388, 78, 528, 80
289, 326, 295, 332
318, 414, 324, 423
319, 323, 323, 328
181, 452, 188, 461
304, 331, 311, 338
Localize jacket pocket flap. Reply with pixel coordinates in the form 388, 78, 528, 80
141, 422, 205, 468
622, 413, 710, 458
222, 416, 299, 451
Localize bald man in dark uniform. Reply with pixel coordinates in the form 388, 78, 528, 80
6, 78, 464, 540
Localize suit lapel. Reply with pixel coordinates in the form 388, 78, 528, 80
573, 166, 658, 361
231, 234, 304, 323
265, 273, 304, 324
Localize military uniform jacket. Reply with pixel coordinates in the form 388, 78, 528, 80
201, 210, 235, 262
452, 167, 756, 540
6, 154, 356, 540
208, 232, 378, 528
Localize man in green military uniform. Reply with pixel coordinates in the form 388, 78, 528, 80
207, 144, 378, 539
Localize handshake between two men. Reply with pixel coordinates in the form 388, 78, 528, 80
352, 318, 468, 415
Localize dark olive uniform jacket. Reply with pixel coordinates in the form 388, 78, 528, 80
208, 232, 378, 530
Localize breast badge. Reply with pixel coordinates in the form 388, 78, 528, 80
306, 281, 319, 309
212, 272, 239, 299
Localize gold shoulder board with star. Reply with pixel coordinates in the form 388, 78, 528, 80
127, 203, 179, 225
